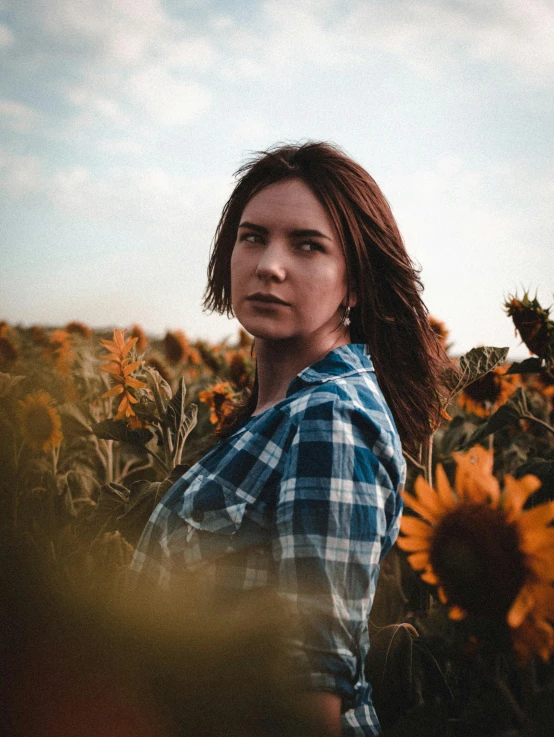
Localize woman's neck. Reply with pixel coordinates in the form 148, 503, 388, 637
252, 333, 351, 416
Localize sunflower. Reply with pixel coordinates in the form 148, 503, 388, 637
18, 390, 64, 452
198, 381, 238, 432
226, 349, 252, 389
0, 334, 18, 370
130, 324, 148, 353
65, 321, 92, 338
505, 293, 553, 363
457, 364, 519, 418
163, 330, 189, 364
429, 316, 450, 350
100, 329, 147, 429
397, 446, 554, 661
48, 329, 75, 377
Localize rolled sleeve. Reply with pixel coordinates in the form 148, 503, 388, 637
272, 394, 400, 704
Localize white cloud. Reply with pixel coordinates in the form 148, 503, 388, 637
0, 98, 38, 130
0, 151, 44, 196
224, 0, 554, 82
127, 67, 212, 125
0, 22, 13, 46
96, 137, 143, 155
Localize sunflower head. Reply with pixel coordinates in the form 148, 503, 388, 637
163, 330, 189, 364
130, 324, 148, 353
429, 316, 450, 350
457, 364, 519, 417
65, 321, 92, 339
0, 335, 18, 370
18, 390, 64, 452
227, 350, 252, 389
198, 381, 238, 432
398, 447, 554, 661
505, 292, 554, 363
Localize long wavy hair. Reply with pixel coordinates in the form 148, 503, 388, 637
204, 141, 452, 451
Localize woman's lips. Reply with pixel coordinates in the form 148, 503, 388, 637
246, 293, 290, 305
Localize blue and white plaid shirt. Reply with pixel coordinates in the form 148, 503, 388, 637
130, 344, 405, 736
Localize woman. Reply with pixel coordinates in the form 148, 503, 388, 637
130, 142, 449, 736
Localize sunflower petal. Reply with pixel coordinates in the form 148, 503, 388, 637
407, 551, 430, 570
435, 464, 456, 509
396, 535, 430, 553
448, 606, 467, 621
527, 552, 554, 581
420, 570, 439, 585
399, 516, 433, 538
401, 489, 439, 523
519, 502, 554, 532
507, 585, 535, 628
503, 474, 542, 520
413, 476, 444, 519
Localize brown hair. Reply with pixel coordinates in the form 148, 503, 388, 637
204, 141, 451, 451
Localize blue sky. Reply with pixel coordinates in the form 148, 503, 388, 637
1, 0, 553, 357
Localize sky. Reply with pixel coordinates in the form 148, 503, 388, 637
1, 0, 553, 358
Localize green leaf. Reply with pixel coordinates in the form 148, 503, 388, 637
443, 346, 509, 399
58, 403, 93, 434
505, 357, 544, 374
459, 387, 531, 449
0, 372, 25, 398
165, 377, 186, 433
92, 419, 153, 447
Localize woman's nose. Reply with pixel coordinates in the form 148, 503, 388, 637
255, 242, 287, 282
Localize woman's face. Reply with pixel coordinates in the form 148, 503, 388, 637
230, 177, 353, 345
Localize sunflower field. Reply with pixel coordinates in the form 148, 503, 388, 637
1, 291, 553, 737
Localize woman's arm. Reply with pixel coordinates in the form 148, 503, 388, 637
272, 393, 403, 722
303, 692, 342, 737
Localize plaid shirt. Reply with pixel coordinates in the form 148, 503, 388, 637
129, 344, 405, 736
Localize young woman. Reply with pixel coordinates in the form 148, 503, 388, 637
130, 142, 449, 736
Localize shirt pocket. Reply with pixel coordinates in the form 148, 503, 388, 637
178, 473, 248, 537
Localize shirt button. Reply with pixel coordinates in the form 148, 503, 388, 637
191, 509, 204, 522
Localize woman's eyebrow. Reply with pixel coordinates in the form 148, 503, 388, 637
238, 221, 332, 240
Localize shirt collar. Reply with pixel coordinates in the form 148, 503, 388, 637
286, 343, 374, 397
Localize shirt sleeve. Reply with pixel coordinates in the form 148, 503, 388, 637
272, 393, 403, 705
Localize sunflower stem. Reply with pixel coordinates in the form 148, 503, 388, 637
519, 413, 554, 436
426, 431, 435, 486
143, 446, 169, 475
402, 450, 426, 472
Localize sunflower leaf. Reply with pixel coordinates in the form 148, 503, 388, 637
443, 346, 509, 400
58, 403, 93, 435
460, 394, 523, 449
92, 418, 153, 447
505, 357, 545, 374
0, 372, 26, 398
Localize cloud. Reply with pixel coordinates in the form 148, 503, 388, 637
0, 98, 39, 130
126, 67, 212, 125
0, 151, 44, 196
0, 22, 13, 47
221, 0, 554, 82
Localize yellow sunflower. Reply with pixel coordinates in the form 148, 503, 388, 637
457, 364, 519, 418
198, 381, 237, 432
397, 446, 554, 661
429, 316, 450, 350
163, 330, 189, 364
18, 390, 64, 452
100, 329, 147, 429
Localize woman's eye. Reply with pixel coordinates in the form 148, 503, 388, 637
241, 233, 262, 244
297, 241, 323, 253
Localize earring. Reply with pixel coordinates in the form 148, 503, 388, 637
343, 306, 351, 327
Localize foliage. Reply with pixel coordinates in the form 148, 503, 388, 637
0, 294, 553, 735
